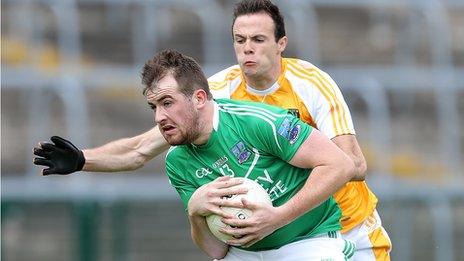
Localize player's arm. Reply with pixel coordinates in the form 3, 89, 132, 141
224, 128, 356, 247
188, 214, 229, 259
83, 127, 169, 172
281, 129, 356, 221
33, 127, 169, 175
331, 134, 366, 181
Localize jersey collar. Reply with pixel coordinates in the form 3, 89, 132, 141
246, 81, 280, 96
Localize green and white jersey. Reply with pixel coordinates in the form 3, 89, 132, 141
165, 98, 342, 251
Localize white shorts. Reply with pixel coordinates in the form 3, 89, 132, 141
218, 231, 356, 261
342, 210, 392, 261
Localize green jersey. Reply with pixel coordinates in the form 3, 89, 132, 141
166, 99, 341, 251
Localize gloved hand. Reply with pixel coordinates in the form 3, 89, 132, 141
33, 136, 85, 175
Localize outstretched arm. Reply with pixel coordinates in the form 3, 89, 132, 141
33, 127, 169, 175
83, 127, 169, 172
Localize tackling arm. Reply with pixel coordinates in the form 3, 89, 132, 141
331, 134, 367, 181
33, 127, 169, 175
83, 127, 169, 172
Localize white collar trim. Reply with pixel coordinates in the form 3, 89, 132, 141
246, 81, 280, 96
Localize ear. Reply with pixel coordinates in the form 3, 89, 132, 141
193, 89, 208, 108
277, 36, 288, 53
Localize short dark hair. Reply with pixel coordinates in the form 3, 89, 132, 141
141, 49, 212, 99
232, 0, 286, 42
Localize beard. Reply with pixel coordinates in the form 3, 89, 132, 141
162, 108, 201, 146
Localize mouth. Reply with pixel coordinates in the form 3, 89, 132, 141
161, 125, 177, 135
244, 61, 256, 66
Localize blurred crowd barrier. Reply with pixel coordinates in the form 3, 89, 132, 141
1, 0, 464, 260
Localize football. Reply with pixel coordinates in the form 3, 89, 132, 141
206, 178, 272, 243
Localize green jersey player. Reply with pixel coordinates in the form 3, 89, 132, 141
144, 50, 356, 260
167, 98, 343, 252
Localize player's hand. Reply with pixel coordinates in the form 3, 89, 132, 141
187, 176, 248, 218
221, 198, 284, 248
33, 136, 85, 175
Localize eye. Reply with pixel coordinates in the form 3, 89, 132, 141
253, 37, 265, 43
163, 100, 172, 107
235, 37, 245, 44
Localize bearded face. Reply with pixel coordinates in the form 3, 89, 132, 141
146, 74, 202, 145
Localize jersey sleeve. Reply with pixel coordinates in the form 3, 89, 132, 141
312, 69, 355, 138
207, 65, 236, 99
291, 59, 356, 139
165, 148, 196, 210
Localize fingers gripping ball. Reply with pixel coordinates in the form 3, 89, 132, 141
206, 178, 272, 243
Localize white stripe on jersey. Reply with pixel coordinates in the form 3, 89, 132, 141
219, 104, 283, 151
220, 102, 288, 120
166, 146, 178, 158
244, 148, 260, 179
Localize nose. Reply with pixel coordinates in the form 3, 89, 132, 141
243, 39, 254, 55
154, 108, 167, 125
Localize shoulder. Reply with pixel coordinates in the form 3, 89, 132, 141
217, 99, 289, 114
283, 57, 339, 92
284, 58, 331, 77
208, 65, 242, 99
216, 99, 289, 127
165, 146, 189, 163
208, 65, 241, 89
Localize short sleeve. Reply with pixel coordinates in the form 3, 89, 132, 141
245, 109, 313, 162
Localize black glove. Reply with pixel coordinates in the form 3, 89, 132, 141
33, 136, 85, 175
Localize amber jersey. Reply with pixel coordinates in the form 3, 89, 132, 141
207, 58, 378, 232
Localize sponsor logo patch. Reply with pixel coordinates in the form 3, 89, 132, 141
230, 141, 251, 164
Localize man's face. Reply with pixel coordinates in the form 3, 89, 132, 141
146, 74, 200, 145
232, 12, 286, 79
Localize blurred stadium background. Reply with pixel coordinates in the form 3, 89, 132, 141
1, 0, 464, 260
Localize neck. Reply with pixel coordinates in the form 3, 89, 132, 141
191, 100, 215, 145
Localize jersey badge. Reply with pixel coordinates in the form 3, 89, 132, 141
230, 141, 251, 164
278, 118, 292, 138
288, 125, 301, 144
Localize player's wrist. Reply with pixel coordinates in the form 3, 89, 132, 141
273, 205, 294, 228
76, 149, 85, 171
